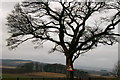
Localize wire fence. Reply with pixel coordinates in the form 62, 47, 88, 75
1, 77, 117, 80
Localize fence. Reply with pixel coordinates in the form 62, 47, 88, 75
1, 77, 116, 80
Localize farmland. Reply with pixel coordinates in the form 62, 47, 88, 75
1, 73, 119, 80
1, 59, 119, 80
2, 72, 66, 78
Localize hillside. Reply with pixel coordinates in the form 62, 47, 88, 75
1, 59, 88, 78
1, 59, 113, 77
24, 72, 66, 78
1, 59, 32, 67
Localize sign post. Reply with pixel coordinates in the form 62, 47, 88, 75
66, 65, 74, 71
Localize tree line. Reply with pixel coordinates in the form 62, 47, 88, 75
17, 62, 88, 78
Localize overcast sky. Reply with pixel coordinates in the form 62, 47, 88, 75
0, 0, 119, 71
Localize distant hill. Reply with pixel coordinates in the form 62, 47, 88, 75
1, 59, 32, 67
1, 59, 88, 78
1, 59, 113, 77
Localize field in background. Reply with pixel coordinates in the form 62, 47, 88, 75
2, 73, 119, 80
1, 59, 118, 80
2, 72, 66, 78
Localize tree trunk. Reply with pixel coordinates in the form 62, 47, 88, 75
66, 56, 74, 80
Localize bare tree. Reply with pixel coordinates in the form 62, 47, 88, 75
6, 0, 120, 79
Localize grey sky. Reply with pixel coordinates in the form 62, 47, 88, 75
1, 1, 118, 71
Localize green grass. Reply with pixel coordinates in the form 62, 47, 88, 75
1, 74, 44, 80
3, 74, 31, 78
2, 78, 44, 80
2, 74, 43, 78
2, 74, 120, 80
2, 74, 61, 80
112, 78, 120, 80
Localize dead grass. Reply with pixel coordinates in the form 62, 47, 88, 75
24, 72, 66, 78
15, 61, 31, 64
1, 66, 16, 69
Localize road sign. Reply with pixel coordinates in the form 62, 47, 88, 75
66, 65, 74, 71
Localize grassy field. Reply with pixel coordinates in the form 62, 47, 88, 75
2, 72, 120, 80
1, 72, 66, 80
2, 74, 43, 80
2, 72, 66, 78
2, 74, 43, 78
2, 73, 120, 80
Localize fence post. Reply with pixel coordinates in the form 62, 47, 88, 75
31, 78, 33, 80
79, 77, 81, 80
17, 78, 19, 80
89, 77, 91, 80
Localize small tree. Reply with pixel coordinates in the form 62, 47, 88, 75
113, 61, 120, 77
6, 0, 120, 79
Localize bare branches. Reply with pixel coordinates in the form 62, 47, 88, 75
7, 36, 34, 50
6, 1, 120, 61
72, 49, 90, 62
104, 12, 120, 32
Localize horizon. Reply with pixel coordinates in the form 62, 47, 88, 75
1, 58, 114, 71
1, 0, 119, 73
